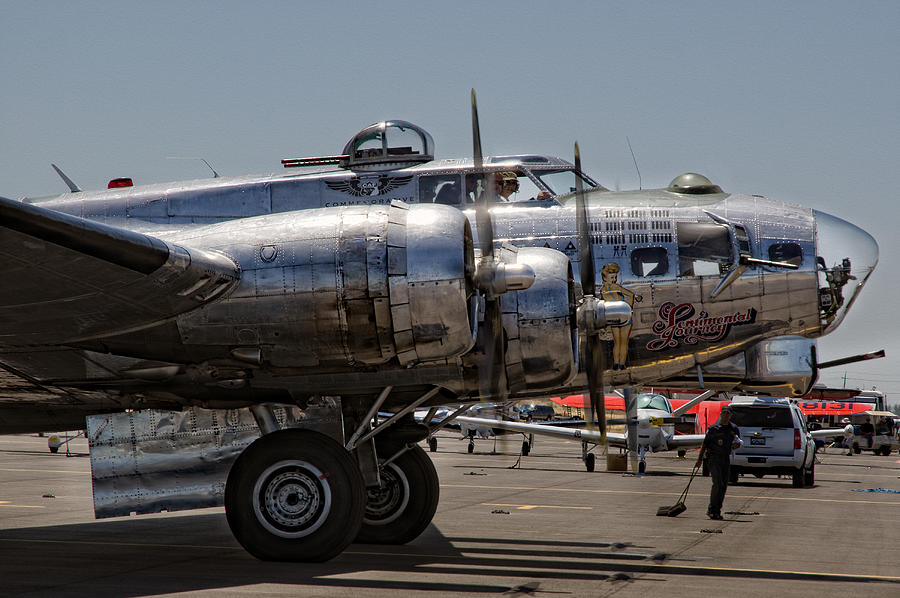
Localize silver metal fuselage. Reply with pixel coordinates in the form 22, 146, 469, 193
9, 156, 877, 413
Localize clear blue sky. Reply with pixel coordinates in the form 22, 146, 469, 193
2, 1, 898, 399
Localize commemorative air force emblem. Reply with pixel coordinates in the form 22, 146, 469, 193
325, 175, 413, 197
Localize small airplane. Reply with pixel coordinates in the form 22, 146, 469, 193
458, 390, 714, 472
462, 387, 856, 472
0, 92, 878, 562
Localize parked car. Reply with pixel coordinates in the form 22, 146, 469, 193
518, 402, 555, 421
728, 396, 816, 487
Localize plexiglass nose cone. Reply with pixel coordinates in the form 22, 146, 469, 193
814, 209, 878, 334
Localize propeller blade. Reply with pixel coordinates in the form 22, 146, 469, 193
471, 89, 494, 258
587, 333, 607, 445
574, 142, 595, 296
574, 141, 605, 445
470, 90, 505, 401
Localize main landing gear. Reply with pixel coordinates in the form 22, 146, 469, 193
225, 395, 445, 562
356, 443, 439, 544
225, 428, 365, 562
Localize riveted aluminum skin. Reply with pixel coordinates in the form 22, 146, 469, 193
87, 403, 342, 519
173, 202, 473, 368
500, 247, 578, 391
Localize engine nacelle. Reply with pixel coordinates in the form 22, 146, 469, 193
501, 247, 578, 391
177, 202, 475, 367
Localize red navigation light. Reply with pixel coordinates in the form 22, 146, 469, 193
108, 177, 133, 189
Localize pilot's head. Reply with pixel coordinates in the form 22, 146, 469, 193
494, 172, 518, 199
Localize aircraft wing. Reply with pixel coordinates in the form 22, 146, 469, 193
454, 415, 627, 446
665, 434, 706, 449
0, 195, 239, 345
810, 425, 853, 439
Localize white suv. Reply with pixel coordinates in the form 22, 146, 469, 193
728, 396, 816, 487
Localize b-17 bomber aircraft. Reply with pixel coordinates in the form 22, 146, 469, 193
0, 94, 878, 561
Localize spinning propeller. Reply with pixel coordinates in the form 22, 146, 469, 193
469, 90, 534, 400
573, 142, 608, 446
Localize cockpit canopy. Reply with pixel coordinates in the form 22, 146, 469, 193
340, 120, 435, 170
636, 393, 671, 412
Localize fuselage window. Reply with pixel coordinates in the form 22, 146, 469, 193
677, 222, 732, 276
768, 242, 802, 266
630, 247, 669, 277
418, 174, 461, 205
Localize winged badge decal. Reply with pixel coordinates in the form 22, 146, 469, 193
325, 175, 414, 197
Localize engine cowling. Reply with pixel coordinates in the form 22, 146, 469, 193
500, 247, 578, 391
176, 202, 476, 367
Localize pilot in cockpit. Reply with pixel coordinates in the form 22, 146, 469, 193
494, 171, 551, 202
495, 171, 516, 201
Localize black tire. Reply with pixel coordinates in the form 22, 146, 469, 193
803, 462, 815, 486
428, 437, 438, 453
49, 446, 59, 454
792, 467, 804, 488
225, 429, 365, 562
585, 452, 596, 472
677, 450, 686, 458
853, 442, 861, 455
356, 445, 439, 544
638, 460, 646, 474
521, 441, 530, 456
467, 441, 474, 454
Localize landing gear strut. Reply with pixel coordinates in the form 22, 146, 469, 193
356, 444, 440, 544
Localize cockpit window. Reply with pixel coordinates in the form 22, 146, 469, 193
463, 172, 546, 203
534, 169, 598, 195
419, 174, 461, 205
677, 222, 732, 276
768, 242, 802, 266
631, 247, 669, 276
636, 393, 670, 411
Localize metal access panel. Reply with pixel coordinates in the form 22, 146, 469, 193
86, 403, 343, 519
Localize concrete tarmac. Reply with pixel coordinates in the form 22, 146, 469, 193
1, 431, 898, 597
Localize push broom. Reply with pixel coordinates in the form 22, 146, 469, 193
656, 462, 700, 517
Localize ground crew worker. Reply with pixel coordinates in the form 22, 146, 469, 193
696, 404, 742, 520
841, 418, 854, 455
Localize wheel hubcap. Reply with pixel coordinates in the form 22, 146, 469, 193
253, 460, 332, 538
363, 463, 410, 526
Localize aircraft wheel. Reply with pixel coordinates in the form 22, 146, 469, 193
677, 450, 686, 458
521, 441, 530, 456
853, 442, 861, 455
356, 445, 439, 544
428, 437, 438, 452
638, 460, 646, 474
792, 467, 804, 488
584, 452, 595, 472
224, 428, 364, 562
49, 446, 59, 454
467, 441, 475, 454
803, 462, 815, 486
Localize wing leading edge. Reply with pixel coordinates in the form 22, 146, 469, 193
0, 195, 240, 345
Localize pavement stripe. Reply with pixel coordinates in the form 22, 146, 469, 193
0, 468, 91, 475
481, 503, 592, 510
442, 483, 900, 505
